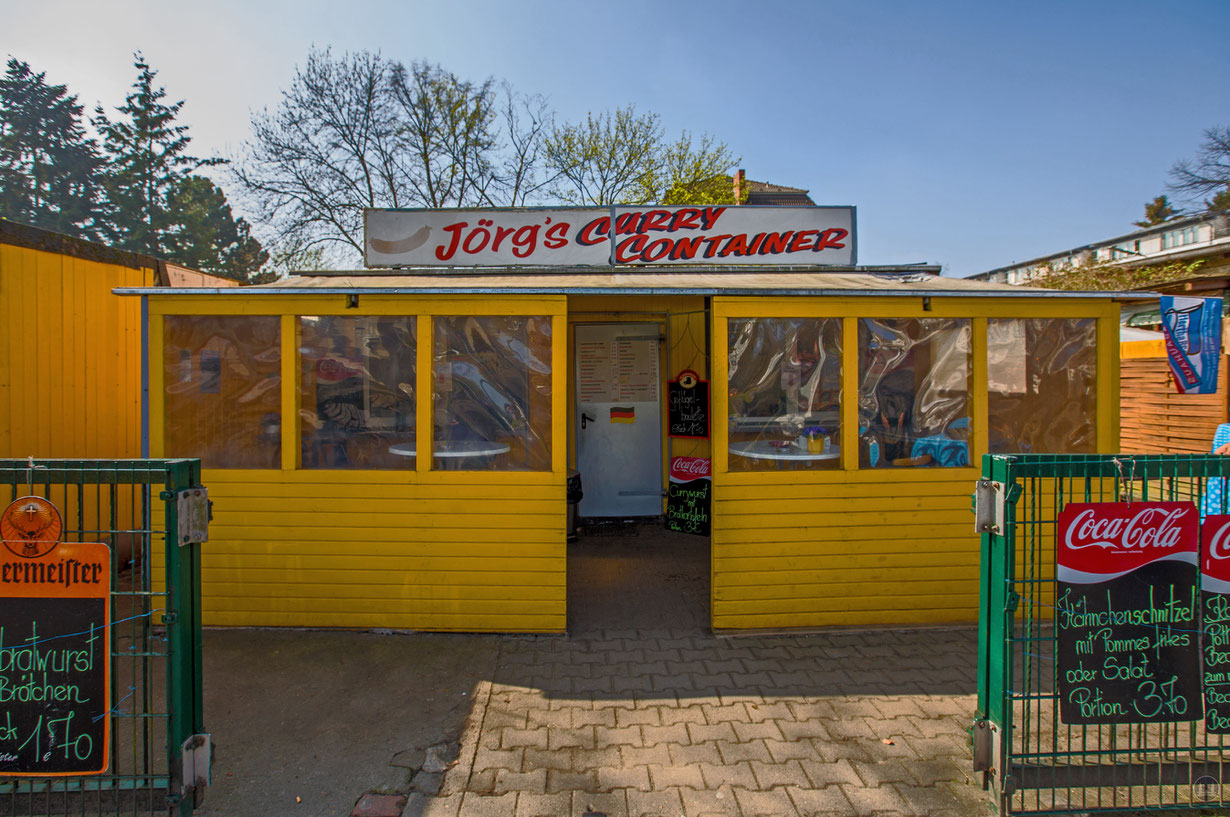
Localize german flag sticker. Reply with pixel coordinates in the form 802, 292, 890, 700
610, 406, 635, 424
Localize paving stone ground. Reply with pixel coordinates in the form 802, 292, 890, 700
421, 625, 988, 817
401, 528, 992, 817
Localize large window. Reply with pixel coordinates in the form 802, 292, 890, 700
727, 318, 842, 471
298, 316, 417, 469
988, 318, 1096, 454
163, 316, 281, 468
858, 318, 971, 468
432, 316, 552, 471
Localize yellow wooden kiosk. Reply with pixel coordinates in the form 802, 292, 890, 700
119, 206, 1123, 633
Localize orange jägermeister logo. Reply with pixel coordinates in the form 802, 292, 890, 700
1, 496, 62, 559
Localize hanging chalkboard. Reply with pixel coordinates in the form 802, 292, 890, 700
1056, 502, 1201, 725
666, 457, 710, 536
1203, 515, 1230, 732
667, 370, 709, 439
0, 522, 111, 777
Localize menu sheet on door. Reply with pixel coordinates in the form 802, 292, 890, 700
578, 338, 658, 404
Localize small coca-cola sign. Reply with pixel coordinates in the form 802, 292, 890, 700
1057, 502, 1197, 581
670, 456, 711, 481
1204, 515, 1230, 587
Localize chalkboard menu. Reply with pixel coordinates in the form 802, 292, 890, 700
666, 457, 710, 536
1202, 515, 1230, 732
0, 532, 110, 776
1056, 502, 1201, 724
667, 370, 709, 439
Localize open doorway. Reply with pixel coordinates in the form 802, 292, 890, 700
568, 310, 713, 634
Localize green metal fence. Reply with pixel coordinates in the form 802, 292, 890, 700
974, 453, 1230, 815
0, 459, 206, 817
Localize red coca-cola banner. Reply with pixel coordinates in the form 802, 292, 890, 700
1057, 501, 1198, 582
669, 456, 711, 482
1204, 515, 1230, 588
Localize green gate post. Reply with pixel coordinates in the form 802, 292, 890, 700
163, 459, 205, 817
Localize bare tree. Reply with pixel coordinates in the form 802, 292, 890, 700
495, 83, 553, 206
544, 107, 663, 205
388, 61, 499, 208
544, 106, 739, 206
232, 48, 400, 263
1169, 125, 1230, 211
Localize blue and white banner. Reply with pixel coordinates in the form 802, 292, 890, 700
1160, 296, 1223, 394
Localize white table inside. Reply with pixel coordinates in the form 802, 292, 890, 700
388, 440, 511, 467
729, 440, 840, 463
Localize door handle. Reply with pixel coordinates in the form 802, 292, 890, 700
581, 412, 596, 430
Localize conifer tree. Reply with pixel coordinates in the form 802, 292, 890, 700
93, 52, 219, 255
0, 58, 102, 238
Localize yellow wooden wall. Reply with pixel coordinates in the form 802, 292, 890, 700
147, 295, 568, 632
710, 295, 1120, 630
0, 241, 154, 458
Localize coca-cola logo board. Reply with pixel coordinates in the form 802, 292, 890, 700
1056, 502, 1200, 724
666, 457, 710, 536
1202, 515, 1230, 732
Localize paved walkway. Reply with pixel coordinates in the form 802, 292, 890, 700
197, 529, 991, 817
420, 626, 987, 817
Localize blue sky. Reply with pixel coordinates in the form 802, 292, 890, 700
4, 0, 1228, 275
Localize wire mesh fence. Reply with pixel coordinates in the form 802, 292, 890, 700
976, 454, 1230, 815
0, 460, 204, 817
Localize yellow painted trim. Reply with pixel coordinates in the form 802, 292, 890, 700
711, 310, 729, 475
552, 313, 567, 477
280, 315, 297, 471
712, 296, 1109, 320
146, 294, 566, 317
149, 314, 164, 458
1121, 339, 1167, 359
1098, 313, 1120, 451
417, 315, 431, 473
971, 318, 988, 466
841, 317, 858, 471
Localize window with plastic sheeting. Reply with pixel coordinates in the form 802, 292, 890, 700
727, 318, 842, 471
988, 318, 1096, 454
432, 316, 552, 471
858, 318, 971, 468
163, 316, 281, 468
298, 316, 417, 469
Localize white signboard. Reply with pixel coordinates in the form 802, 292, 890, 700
364, 206, 855, 268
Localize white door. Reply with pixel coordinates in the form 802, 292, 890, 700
575, 323, 663, 517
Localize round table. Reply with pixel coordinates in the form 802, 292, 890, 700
728, 440, 840, 463
388, 440, 512, 459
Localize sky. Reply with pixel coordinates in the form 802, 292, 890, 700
4, 0, 1228, 277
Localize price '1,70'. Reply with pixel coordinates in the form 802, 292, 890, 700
2, 711, 93, 763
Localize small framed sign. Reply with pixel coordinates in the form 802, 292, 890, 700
667, 369, 709, 439
0, 496, 111, 776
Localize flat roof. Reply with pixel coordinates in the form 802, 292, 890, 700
116, 265, 1140, 299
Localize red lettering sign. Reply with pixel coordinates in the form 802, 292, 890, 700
1057, 502, 1197, 581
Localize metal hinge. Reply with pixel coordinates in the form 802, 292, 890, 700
177, 488, 210, 546
972, 719, 996, 772
974, 480, 1006, 534
181, 733, 212, 797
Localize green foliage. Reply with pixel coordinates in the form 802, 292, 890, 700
1134, 195, 1177, 228
1209, 186, 1230, 212
163, 176, 269, 282
544, 106, 740, 206
0, 58, 102, 239
1022, 258, 1207, 291
92, 52, 219, 256
659, 132, 743, 205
